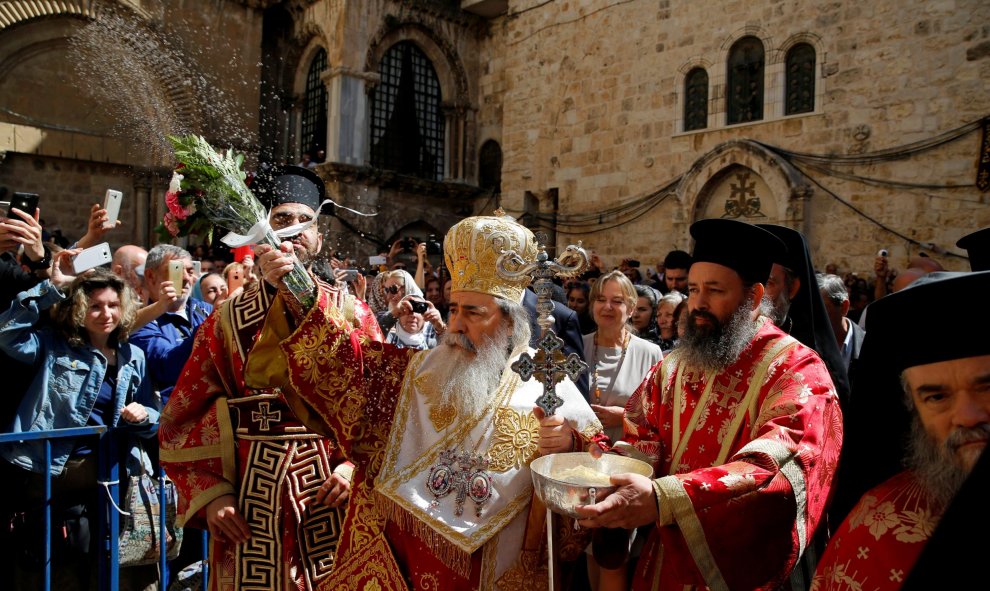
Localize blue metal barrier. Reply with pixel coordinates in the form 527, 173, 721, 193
0, 427, 209, 591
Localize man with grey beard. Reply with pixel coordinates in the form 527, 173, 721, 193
812, 270, 990, 590
576, 218, 842, 591
269, 213, 605, 589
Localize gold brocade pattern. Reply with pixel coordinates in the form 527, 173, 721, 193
486, 407, 540, 472
429, 403, 457, 432
496, 549, 548, 590
443, 215, 537, 302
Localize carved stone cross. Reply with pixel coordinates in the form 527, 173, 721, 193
497, 236, 590, 415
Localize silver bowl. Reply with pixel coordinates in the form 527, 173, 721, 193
530, 452, 654, 519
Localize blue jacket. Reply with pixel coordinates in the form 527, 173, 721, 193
0, 280, 159, 475
130, 298, 211, 406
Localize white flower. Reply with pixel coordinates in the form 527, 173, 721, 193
168, 171, 184, 194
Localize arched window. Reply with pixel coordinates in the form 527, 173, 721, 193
300, 49, 328, 159
478, 140, 502, 194
370, 41, 445, 181
683, 67, 709, 131
785, 43, 816, 115
726, 36, 764, 125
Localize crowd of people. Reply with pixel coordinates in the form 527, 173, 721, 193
0, 164, 986, 591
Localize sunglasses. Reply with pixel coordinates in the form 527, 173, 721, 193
385, 285, 403, 295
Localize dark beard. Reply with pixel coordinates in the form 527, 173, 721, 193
678, 297, 760, 371
907, 417, 990, 508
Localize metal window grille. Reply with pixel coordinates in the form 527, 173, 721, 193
684, 67, 709, 131
785, 43, 816, 115
727, 37, 765, 125
370, 41, 445, 181
301, 49, 328, 158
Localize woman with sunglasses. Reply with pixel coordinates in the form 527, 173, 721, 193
375, 269, 423, 333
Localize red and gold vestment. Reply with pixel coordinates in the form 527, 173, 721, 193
616, 318, 843, 590
160, 281, 382, 591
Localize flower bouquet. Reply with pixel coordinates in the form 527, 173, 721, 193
156, 134, 316, 307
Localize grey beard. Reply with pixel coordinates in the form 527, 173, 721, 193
907, 417, 990, 509
678, 297, 760, 371
429, 325, 512, 418
768, 290, 792, 327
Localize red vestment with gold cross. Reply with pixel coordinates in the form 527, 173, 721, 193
159, 281, 382, 591
278, 299, 606, 590
615, 319, 843, 590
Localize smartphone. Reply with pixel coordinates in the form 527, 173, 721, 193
339, 269, 359, 282
192, 260, 202, 277
168, 259, 184, 289
103, 189, 123, 229
368, 255, 388, 266
72, 242, 112, 274
8, 192, 39, 219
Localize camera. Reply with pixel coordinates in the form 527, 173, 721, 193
425, 234, 442, 256
400, 237, 418, 252
410, 300, 429, 314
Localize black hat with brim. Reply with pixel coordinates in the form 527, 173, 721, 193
689, 218, 785, 285
252, 165, 328, 214
757, 223, 803, 273
956, 227, 990, 272
862, 270, 990, 373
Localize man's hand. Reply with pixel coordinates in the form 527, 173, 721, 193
204, 494, 251, 545
873, 255, 889, 280
590, 404, 624, 429
76, 203, 120, 249
534, 406, 574, 455
575, 473, 658, 529
1, 206, 45, 260
120, 401, 149, 424
255, 242, 297, 289
314, 474, 350, 508
423, 302, 444, 329
153, 279, 179, 310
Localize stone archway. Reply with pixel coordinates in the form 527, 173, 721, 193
677, 139, 814, 234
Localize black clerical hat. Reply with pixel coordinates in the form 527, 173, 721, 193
956, 227, 990, 271
689, 218, 785, 285
757, 224, 803, 272
253, 165, 328, 214
864, 270, 990, 373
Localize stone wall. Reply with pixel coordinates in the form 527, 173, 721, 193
488, 0, 990, 275
0, 0, 265, 250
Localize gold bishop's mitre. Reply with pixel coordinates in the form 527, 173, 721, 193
443, 212, 538, 303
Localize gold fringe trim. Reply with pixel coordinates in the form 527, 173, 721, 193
380, 494, 473, 580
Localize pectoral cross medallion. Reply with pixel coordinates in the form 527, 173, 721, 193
426, 448, 493, 518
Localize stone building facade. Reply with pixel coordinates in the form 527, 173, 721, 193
0, 0, 987, 277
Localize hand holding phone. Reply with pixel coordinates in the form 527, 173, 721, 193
338, 269, 359, 283
103, 190, 123, 229
7, 192, 39, 219
72, 242, 112, 274
168, 260, 184, 291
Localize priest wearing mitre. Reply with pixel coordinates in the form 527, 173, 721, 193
251, 212, 606, 590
